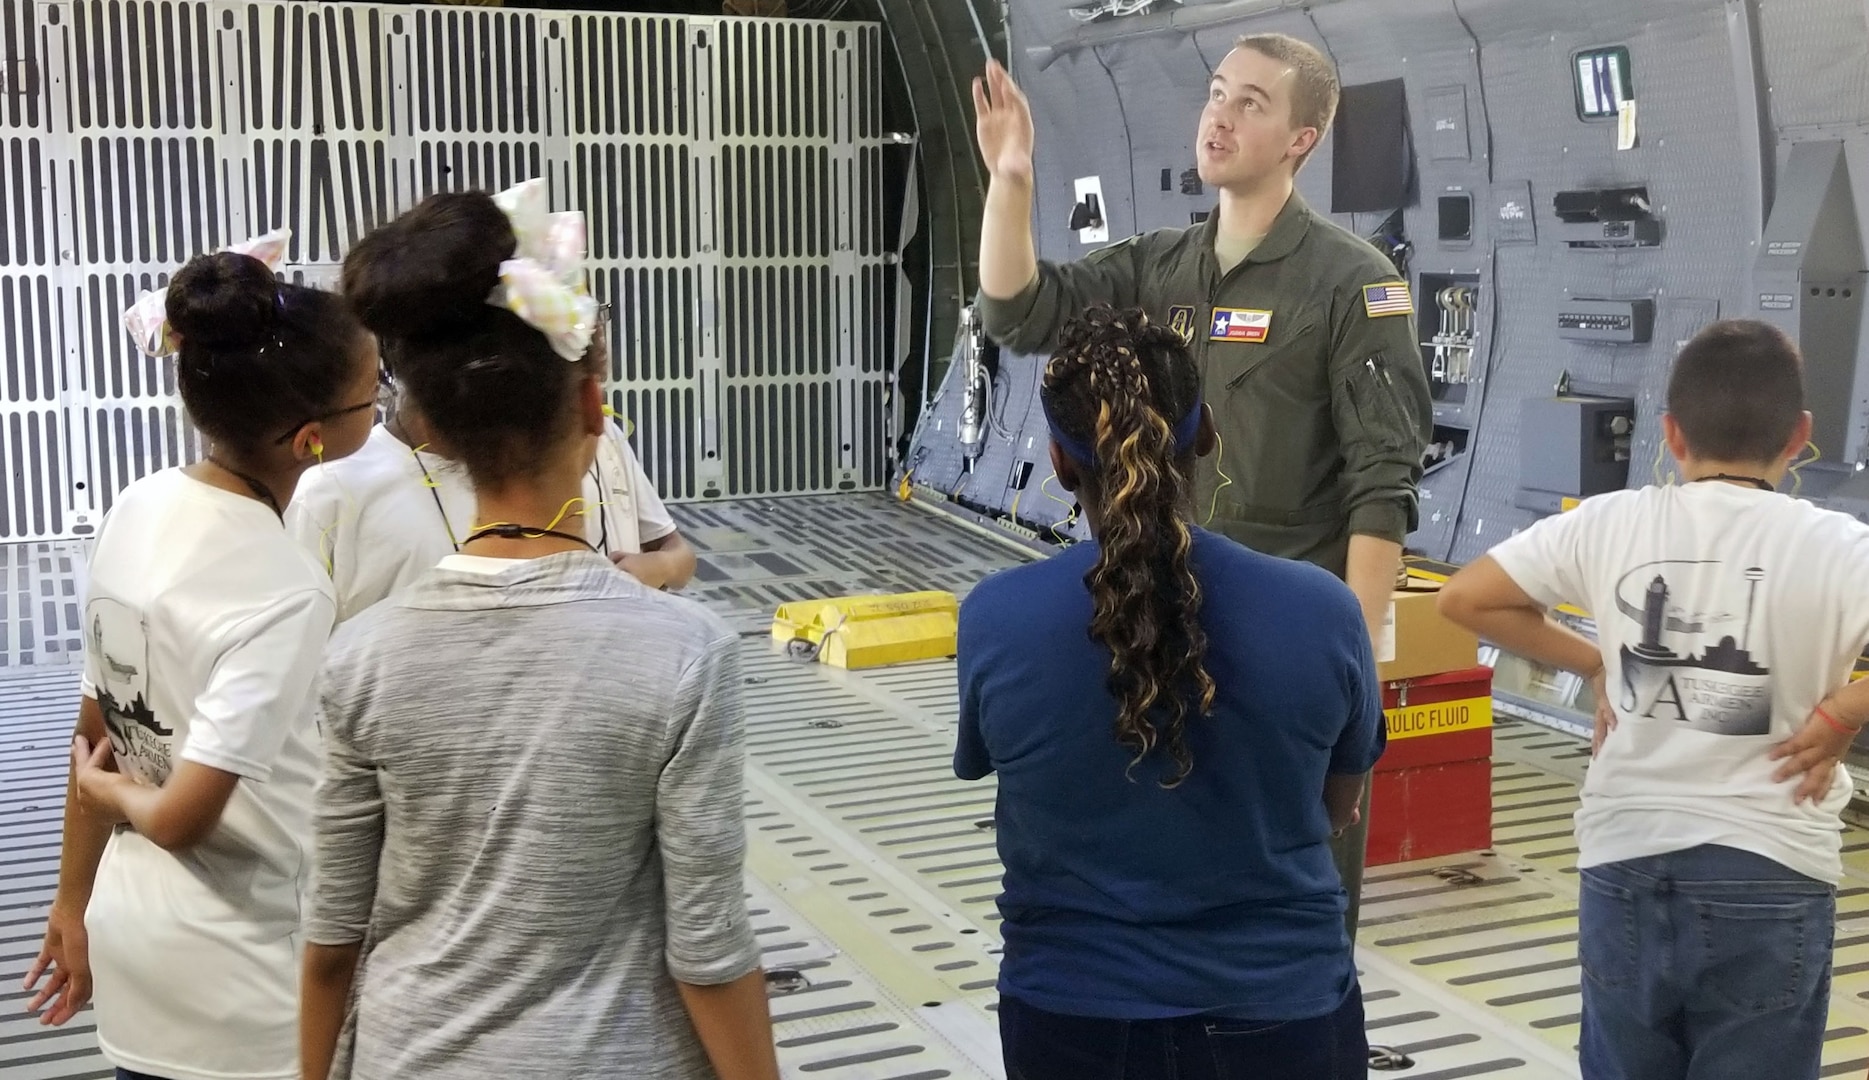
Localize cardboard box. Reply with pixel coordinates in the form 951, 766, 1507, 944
1368, 666, 1495, 867
1376, 582, 1480, 683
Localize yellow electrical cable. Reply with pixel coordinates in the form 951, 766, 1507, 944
1789, 440, 1818, 497
1039, 472, 1080, 541
1203, 427, 1234, 525
313, 461, 359, 578
1651, 433, 1675, 487
1040, 471, 1074, 514
472, 496, 593, 538
601, 402, 637, 437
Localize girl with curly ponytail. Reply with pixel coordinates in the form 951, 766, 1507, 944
1044, 305, 1216, 786
955, 304, 1384, 1079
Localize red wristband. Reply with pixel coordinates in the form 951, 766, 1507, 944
1814, 704, 1859, 736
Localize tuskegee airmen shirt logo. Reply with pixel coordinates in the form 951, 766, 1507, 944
1210, 307, 1272, 343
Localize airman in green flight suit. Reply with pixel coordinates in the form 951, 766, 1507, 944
972, 32, 1434, 939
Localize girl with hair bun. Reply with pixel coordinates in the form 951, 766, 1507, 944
287, 187, 694, 624
287, 361, 695, 625
22, 232, 380, 1080
299, 186, 778, 1080
955, 304, 1384, 1079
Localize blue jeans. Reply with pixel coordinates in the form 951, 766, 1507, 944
1578, 844, 1834, 1080
999, 983, 1367, 1080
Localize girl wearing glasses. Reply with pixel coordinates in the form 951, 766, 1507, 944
22, 237, 379, 1080
287, 303, 694, 625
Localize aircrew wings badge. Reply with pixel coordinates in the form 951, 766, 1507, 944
1362, 281, 1414, 318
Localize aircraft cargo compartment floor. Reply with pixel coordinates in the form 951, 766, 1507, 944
7, 493, 1869, 1079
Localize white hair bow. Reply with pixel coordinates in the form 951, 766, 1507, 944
120, 229, 293, 358
487, 178, 599, 362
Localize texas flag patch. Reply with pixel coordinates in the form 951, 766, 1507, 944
1210, 307, 1272, 343
1362, 281, 1414, 318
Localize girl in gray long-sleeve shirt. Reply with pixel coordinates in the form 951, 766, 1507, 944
300, 185, 779, 1080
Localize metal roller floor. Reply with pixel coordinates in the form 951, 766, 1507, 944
5, 492, 1869, 1078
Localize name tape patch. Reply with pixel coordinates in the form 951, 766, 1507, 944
1210, 307, 1273, 343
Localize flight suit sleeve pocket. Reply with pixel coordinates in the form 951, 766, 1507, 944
1345, 352, 1417, 455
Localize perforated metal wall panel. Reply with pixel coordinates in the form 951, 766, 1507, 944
0, 1, 889, 540
703, 18, 889, 500
0, 3, 63, 541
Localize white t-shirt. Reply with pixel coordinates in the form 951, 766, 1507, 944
80, 468, 335, 1080
287, 420, 674, 622
1213, 229, 1266, 275
286, 426, 476, 623
585, 418, 678, 557
1489, 482, 1869, 884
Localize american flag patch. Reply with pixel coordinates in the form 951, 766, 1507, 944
1362, 281, 1414, 318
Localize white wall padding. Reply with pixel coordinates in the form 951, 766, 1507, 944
0, 1, 889, 540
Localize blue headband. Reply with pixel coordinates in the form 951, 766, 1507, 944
1043, 391, 1205, 469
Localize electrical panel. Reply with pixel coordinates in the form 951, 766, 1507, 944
1516, 395, 1635, 512
1554, 186, 1662, 249
1557, 217, 1663, 248
1557, 298, 1654, 343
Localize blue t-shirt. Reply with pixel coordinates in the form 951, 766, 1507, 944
955, 527, 1385, 1021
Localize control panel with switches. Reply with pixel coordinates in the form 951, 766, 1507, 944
1556, 297, 1654, 343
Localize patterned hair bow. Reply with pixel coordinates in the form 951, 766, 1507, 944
121, 228, 293, 358
488, 178, 599, 362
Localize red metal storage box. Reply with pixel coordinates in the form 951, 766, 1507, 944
1366, 665, 1494, 867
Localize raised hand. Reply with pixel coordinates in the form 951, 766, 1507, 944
972, 59, 1035, 182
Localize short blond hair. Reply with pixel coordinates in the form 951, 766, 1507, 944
1234, 33, 1340, 167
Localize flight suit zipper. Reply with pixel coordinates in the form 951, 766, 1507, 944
1351, 352, 1414, 450
1223, 315, 1317, 389
1363, 354, 1401, 416
1226, 354, 1276, 390
1367, 356, 1392, 390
